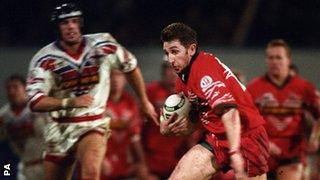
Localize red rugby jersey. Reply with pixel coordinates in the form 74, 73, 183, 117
247, 75, 320, 138
176, 51, 265, 135
103, 91, 141, 178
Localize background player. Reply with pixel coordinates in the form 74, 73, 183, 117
247, 39, 320, 180
101, 69, 150, 180
0, 74, 46, 180
159, 22, 269, 180
26, 3, 157, 180
142, 61, 191, 179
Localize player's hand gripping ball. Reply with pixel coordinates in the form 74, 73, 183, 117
161, 94, 191, 122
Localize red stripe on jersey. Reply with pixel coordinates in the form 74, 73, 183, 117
27, 78, 45, 84
82, 66, 99, 75
52, 114, 103, 123
101, 44, 117, 54
40, 59, 56, 71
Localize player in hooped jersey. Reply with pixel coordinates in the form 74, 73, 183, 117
247, 39, 320, 180
26, 3, 157, 180
159, 23, 269, 179
0, 74, 46, 180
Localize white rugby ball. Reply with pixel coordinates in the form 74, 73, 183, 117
162, 94, 191, 121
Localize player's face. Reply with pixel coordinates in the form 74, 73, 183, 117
59, 17, 82, 45
110, 70, 126, 94
266, 46, 291, 77
163, 40, 196, 74
6, 80, 27, 105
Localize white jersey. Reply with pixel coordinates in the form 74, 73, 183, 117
27, 33, 137, 122
0, 104, 46, 179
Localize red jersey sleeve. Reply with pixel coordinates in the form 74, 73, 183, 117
192, 55, 237, 115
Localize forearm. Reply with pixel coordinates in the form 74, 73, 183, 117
221, 108, 241, 152
31, 96, 64, 112
125, 68, 148, 102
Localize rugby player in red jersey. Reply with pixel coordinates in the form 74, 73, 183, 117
160, 22, 269, 180
247, 39, 320, 180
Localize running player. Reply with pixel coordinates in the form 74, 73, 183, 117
26, 3, 157, 179
160, 22, 269, 180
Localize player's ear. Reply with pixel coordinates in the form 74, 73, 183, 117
188, 43, 197, 56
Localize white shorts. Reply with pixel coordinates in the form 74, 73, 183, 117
44, 117, 111, 163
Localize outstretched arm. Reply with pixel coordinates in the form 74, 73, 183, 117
125, 68, 158, 125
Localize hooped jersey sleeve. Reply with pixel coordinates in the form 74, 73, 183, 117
26, 48, 56, 109
92, 33, 137, 73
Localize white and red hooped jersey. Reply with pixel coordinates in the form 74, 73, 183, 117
0, 104, 46, 164
26, 33, 137, 122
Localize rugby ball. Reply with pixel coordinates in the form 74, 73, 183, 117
162, 94, 191, 121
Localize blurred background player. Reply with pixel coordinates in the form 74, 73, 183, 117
142, 62, 191, 179
101, 69, 150, 180
247, 39, 320, 180
0, 74, 46, 180
26, 3, 157, 180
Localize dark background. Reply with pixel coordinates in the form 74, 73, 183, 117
1, 0, 320, 47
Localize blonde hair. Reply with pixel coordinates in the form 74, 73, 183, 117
266, 39, 291, 58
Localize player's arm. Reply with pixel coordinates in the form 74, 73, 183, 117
221, 107, 241, 154
221, 107, 247, 179
27, 56, 94, 112
98, 36, 158, 125
125, 68, 158, 125
160, 112, 199, 136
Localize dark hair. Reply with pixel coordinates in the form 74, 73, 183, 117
6, 74, 26, 86
266, 39, 291, 58
161, 22, 197, 48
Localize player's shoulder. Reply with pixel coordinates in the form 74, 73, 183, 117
84, 33, 117, 46
31, 42, 57, 60
247, 76, 266, 87
291, 75, 315, 87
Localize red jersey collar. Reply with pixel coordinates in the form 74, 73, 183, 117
179, 51, 199, 84
264, 73, 292, 89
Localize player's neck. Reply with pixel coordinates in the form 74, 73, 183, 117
60, 39, 83, 54
268, 73, 290, 86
